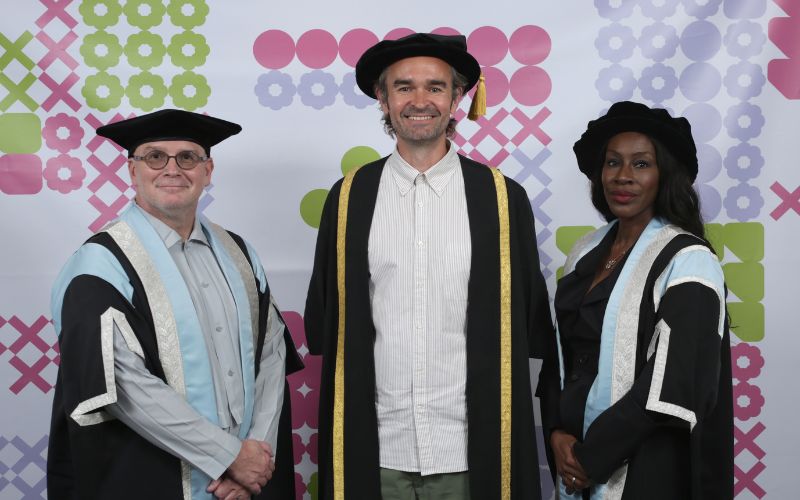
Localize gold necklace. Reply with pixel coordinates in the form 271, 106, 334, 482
604, 247, 629, 270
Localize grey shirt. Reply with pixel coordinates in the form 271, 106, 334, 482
105, 208, 286, 480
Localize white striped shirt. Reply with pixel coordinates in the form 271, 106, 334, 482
369, 144, 471, 474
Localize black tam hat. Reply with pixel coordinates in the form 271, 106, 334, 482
573, 101, 698, 181
355, 33, 481, 99
96, 109, 242, 157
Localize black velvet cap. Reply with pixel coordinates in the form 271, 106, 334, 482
355, 33, 481, 99
573, 101, 698, 181
95, 109, 242, 157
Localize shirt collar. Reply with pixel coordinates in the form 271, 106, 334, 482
135, 203, 209, 249
388, 142, 460, 197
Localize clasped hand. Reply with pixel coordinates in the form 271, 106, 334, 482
551, 430, 591, 495
207, 440, 274, 499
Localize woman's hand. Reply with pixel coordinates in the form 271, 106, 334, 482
551, 429, 591, 494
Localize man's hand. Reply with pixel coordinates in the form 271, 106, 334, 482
226, 439, 274, 494
207, 475, 249, 500
550, 430, 591, 494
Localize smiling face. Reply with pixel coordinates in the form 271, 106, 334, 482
377, 56, 462, 150
601, 131, 660, 226
128, 139, 213, 224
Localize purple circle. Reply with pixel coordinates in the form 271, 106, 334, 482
296, 29, 338, 69
594, 0, 636, 21
510, 66, 551, 106
724, 102, 764, 141
639, 22, 679, 62
723, 20, 766, 59
640, 0, 679, 20
724, 143, 763, 181
680, 20, 721, 61
509, 25, 551, 65
695, 143, 722, 183
340, 72, 373, 109
723, 0, 767, 19
253, 30, 295, 70
339, 29, 378, 68
477, 66, 510, 107
724, 182, 763, 221
254, 71, 295, 110
723, 61, 765, 99
682, 0, 722, 18
467, 26, 509, 66
679, 62, 721, 102
595, 23, 635, 63
682, 103, 721, 142
696, 183, 722, 221
297, 70, 338, 109
431, 27, 460, 36
595, 64, 636, 102
384, 28, 414, 40
638, 63, 678, 103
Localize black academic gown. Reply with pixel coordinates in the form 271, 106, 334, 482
48, 230, 303, 500
538, 228, 734, 500
304, 154, 554, 500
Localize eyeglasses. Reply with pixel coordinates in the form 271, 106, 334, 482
132, 150, 209, 170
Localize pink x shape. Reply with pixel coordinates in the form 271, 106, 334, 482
510, 107, 552, 147
87, 153, 130, 193
466, 148, 510, 169
734, 461, 766, 498
770, 181, 800, 220
468, 109, 510, 148
84, 112, 132, 152
9, 355, 53, 394
7, 316, 51, 354
39, 71, 81, 111
36, 0, 77, 29
36, 30, 78, 71
734, 422, 765, 460
89, 193, 132, 232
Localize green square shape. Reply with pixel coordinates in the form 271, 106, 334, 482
722, 222, 764, 262
704, 223, 724, 260
556, 226, 595, 255
723, 262, 764, 302
0, 113, 41, 153
728, 302, 764, 342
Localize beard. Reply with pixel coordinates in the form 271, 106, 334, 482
386, 103, 452, 144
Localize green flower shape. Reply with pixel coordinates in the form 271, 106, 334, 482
82, 71, 124, 112
124, 31, 166, 70
80, 31, 123, 70
167, 32, 210, 70
169, 71, 210, 111
79, 0, 122, 29
126, 71, 167, 111
167, 0, 209, 30
123, 0, 166, 30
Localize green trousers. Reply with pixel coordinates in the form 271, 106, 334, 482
379, 468, 470, 500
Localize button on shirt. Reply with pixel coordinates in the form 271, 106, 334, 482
369, 144, 471, 474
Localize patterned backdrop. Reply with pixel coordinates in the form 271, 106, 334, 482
1, 1, 797, 498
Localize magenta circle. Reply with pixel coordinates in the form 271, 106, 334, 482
468, 66, 509, 107
509, 25, 551, 65
296, 29, 338, 69
467, 26, 509, 66
384, 28, 415, 40
253, 30, 295, 69
510, 66, 551, 106
339, 28, 378, 67
432, 26, 460, 36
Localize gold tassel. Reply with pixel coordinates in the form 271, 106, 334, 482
468, 74, 486, 121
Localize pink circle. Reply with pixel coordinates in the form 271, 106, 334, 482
339, 28, 379, 67
510, 66, 551, 106
384, 28, 415, 40
253, 30, 295, 69
509, 25, 551, 65
296, 29, 338, 69
467, 26, 508, 66
432, 26, 460, 36
468, 66, 508, 107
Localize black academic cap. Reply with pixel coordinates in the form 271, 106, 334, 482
573, 101, 698, 181
96, 109, 242, 157
355, 33, 481, 99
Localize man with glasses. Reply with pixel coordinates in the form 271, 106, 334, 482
48, 109, 302, 500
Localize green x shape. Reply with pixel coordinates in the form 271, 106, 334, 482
0, 32, 35, 70
0, 73, 38, 111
